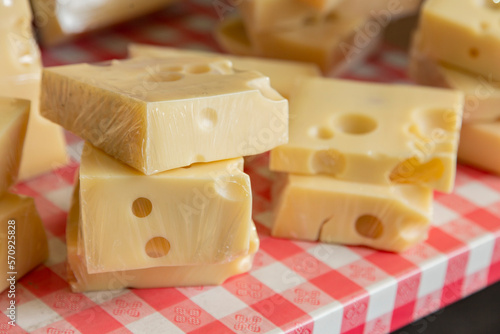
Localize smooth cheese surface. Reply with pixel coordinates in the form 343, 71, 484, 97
67, 182, 258, 292
79, 143, 254, 273
0, 193, 48, 292
0, 98, 30, 195
270, 78, 464, 193
418, 0, 500, 81
42, 57, 288, 174
458, 121, 500, 175
272, 173, 433, 252
128, 43, 320, 99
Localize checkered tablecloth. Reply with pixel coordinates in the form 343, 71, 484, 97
1, 1, 499, 333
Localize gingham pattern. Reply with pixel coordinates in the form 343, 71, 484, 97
1, 1, 499, 333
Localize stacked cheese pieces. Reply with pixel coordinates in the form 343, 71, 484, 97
40, 57, 289, 292
409, 0, 500, 175
0, 97, 48, 292
215, 0, 422, 74
0, 0, 67, 179
269, 77, 464, 252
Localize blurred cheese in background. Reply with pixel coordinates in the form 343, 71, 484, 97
31, 0, 178, 45
0, 0, 67, 180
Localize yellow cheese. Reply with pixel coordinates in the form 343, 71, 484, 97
0, 193, 48, 292
297, 0, 343, 12
67, 181, 258, 292
418, 0, 500, 81
31, 0, 178, 45
272, 173, 433, 252
0, 98, 30, 195
214, 15, 255, 56
41, 57, 288, 174
410, 35, 500, 123
0, 0, 67, 180
458, 122, 500, 175
128, 43, 320, 99
270, 78, 464, 193
79, 143, 254, 273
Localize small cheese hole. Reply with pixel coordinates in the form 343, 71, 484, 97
198, 108, 218, 130
132, 198, 152, 218
145, 237, 170, 258
187, 64, 211, 74
355, 215, 384, 239
469, 48, 480, 59
309, 126, 334, 140
335, 114, 377, 135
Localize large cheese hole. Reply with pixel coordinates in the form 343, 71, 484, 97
469, 47, 480, 59
335, 114, 377, 135
390, 157, 444, 184
145, 237, 170, 258
355, 215, 384, 239
187, 64, 211, 74
309, 126, 334, 140
198, 108, 218, 130
132, 198, 152, 218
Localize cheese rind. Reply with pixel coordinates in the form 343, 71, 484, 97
67, 183, 258, 292
41, 57, 288, 174
79, 143, 254, 273
128, 44, 320, 99
270, 78, 464, 193
272, 173, 433, 252
0, 193, 48, 292
418, 0, 500, 81
458, 122, 500, 175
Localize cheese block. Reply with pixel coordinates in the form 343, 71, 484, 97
272, 173, 433, 252
458, 121, 500, 175
215, 15, 254, 56
270, 78, 464, 193
0, 0, 68, 180
128, 43, 320, 99
31, 0, 178, 45
41, 57, 288, 174
0, 193, 49, 292
79, 143, 254, 273
0, 98, 30, 195
297, 0, 343, 12
410, 35, 500, 123
67, 181, 259, 292
418, 0, 500, 81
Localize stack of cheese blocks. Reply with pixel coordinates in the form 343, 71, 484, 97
216, 0, 423, 74
409, 0, 500, 175
40, 56, 289, 292
269, 77, 464, 252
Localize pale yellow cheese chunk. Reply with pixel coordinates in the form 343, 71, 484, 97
0, 98, 30, 195
297, 0, 343, 12
31, 0, 178, 45
0, 193, 48, 292
272, 173, 433, 252
270, 78, 464, 193
410, 35, 500, 123
79, 143, 254, 273
458, 121, 500, 175
215, 16, 255, 57
128, 43, 320, 99
418, 0, 500, 81
67, 183, 258, 292
41, 57, 288, 174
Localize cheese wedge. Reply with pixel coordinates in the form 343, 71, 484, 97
0, 193, 48, 292
458, 121, 500, 175
272, 173, 433, 252
270, 78, 464, 193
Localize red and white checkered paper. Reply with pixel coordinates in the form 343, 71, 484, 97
2, 1, 499, 333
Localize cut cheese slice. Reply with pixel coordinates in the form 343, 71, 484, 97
458, 121, 500, 175
0, 193, 48, 292
128, 43, 320, 99
41, 57, 288, 174
270, 77, 464, 193
79, 143, 254, 273
272, 173, 433, 252
67, 182, 258, 292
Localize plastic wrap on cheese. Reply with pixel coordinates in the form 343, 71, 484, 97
270, 77, 464, 193
128, 43, 320, 99
67, 179, 259, 292
0, 0, 67, 180
41, 57, 288, 174
271, 173, 433, 253
0, 193, 48, 292
31, 0, 178, 45
458, 121, 500, 175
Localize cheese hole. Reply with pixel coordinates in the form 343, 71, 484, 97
335, 114, 377, 135
325, 12, 338, 22
215, 180, 247, 201
309, 126, 334, 140
469, 47, 480, 59
145, 237, 170, 258
198, 108, 218, 130
481, 21, 490, 30
303, 16, 320, 25
132, 198, 152, 218
390, 157, 444, 184
355, 215, 384, 239
187, 64, 211, 74
149, 73, 183, 82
